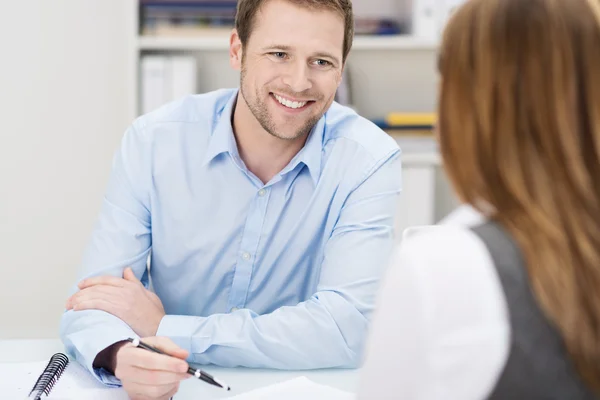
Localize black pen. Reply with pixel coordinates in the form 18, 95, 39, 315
127, 337, 231, 391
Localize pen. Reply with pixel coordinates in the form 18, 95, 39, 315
127, 337, 231, 391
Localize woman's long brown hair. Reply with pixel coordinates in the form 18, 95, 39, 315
438, 0, 600, 391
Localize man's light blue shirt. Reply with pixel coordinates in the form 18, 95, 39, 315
59, 88, 402, 385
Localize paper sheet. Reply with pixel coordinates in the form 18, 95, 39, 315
228, 376, 355, 400
0, 360, 128, 399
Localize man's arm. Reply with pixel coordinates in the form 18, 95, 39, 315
60, 122, 153, 384
154, 151, 402, 369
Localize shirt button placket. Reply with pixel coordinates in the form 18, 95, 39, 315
228, 187, 270, 312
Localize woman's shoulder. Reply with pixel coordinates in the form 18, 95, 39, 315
397, 223, 493, 276
392, 221, 510, 347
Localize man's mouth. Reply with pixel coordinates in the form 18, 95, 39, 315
271, 93, 314, 110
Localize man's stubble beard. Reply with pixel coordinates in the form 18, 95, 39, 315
240, 64, 323, 141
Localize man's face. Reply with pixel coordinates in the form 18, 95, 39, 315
232, 0, 345, 141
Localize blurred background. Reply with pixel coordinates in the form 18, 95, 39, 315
0, 0, 461, 339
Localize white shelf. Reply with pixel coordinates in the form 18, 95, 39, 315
353, 35, 437, 50
138, 35, 230, 51
137, 35, 438, 52
402, 152, 441, 165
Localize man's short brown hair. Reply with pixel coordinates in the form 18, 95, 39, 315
235, 0, 354, 63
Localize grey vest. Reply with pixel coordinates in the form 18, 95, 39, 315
471, 222, 598, 399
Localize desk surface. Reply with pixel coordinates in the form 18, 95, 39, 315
0, 339, 358, 399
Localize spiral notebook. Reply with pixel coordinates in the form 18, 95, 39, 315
0, 353, 128, 399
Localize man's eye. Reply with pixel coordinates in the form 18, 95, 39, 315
315, 59, 332, 67
272, 52, 287, 59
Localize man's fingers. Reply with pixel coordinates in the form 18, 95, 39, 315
123, 381, 181, 400
123, 267, 140, 283
125, 348, 189, 373
67, 286, 121, 309
124, 367, 189, 386
78, 275, 127, 289
116, 340, 189, 400
72, 298, 116, 313
143, 337, 190, 360
163, 383, 181, 400
170, 347, 189, 360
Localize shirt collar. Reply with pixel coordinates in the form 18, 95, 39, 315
202, 90, 240, 167
279, 116, 324, 185
202, 89, 325, 185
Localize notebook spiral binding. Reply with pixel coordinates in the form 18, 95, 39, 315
28, 353, 69, 400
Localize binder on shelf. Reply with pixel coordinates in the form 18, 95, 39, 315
169, 55, 198, 102
411, 0, 437, 39
140, 1, 238, 37
371, 112, 436, 139
385, 112, 436, 127
411, 0, 467, 39
141, 54, 198, 115
141, 55, 168, 114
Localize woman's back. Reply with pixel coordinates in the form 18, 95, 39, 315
357, 0, 600, 397
473, 222, 596, 399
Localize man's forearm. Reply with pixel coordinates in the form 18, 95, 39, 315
155, 291, 367, 369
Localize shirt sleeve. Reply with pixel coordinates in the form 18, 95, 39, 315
357, 226, 511, 400
59, 122, 153, 385
155, 151, 403, 369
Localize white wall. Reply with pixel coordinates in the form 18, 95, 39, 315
0, 1, 135, 338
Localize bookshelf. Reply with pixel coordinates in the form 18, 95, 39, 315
132, 0, 443, 121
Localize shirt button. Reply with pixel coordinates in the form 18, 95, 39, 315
258, 189, 266, 197
242, 252, 251, 261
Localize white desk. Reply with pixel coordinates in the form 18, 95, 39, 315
0, 339, 358, 399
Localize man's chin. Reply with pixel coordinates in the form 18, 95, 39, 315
269, 129, 307, 141
264, 118, 309, 140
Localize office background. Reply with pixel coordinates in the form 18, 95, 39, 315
0, 0, 459, 339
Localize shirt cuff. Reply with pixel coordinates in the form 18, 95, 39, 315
63, 313, 136, 386
93, 367, 123, 387
80, 332, 134, 386
156, 314, 210, 357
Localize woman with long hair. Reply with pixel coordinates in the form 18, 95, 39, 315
358, 0, 600, 398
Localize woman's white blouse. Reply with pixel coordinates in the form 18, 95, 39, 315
357, 205, 511, 399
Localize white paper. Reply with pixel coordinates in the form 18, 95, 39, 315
0, 360, 128, 399
227, 376, 355, 400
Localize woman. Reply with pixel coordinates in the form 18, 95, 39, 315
357, 0, 600, 398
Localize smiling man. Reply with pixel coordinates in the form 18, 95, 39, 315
60, 0, 401, 398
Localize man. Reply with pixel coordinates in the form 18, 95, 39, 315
60, 0, 402, 398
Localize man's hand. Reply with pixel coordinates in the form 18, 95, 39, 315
115, 336, 190, 400
66, 267, 166, 337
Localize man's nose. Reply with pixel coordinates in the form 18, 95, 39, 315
281, 62, 313, 93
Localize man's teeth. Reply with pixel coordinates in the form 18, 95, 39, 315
274, 94, 308, 109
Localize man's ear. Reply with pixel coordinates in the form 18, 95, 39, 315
230, 29, 243, 71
